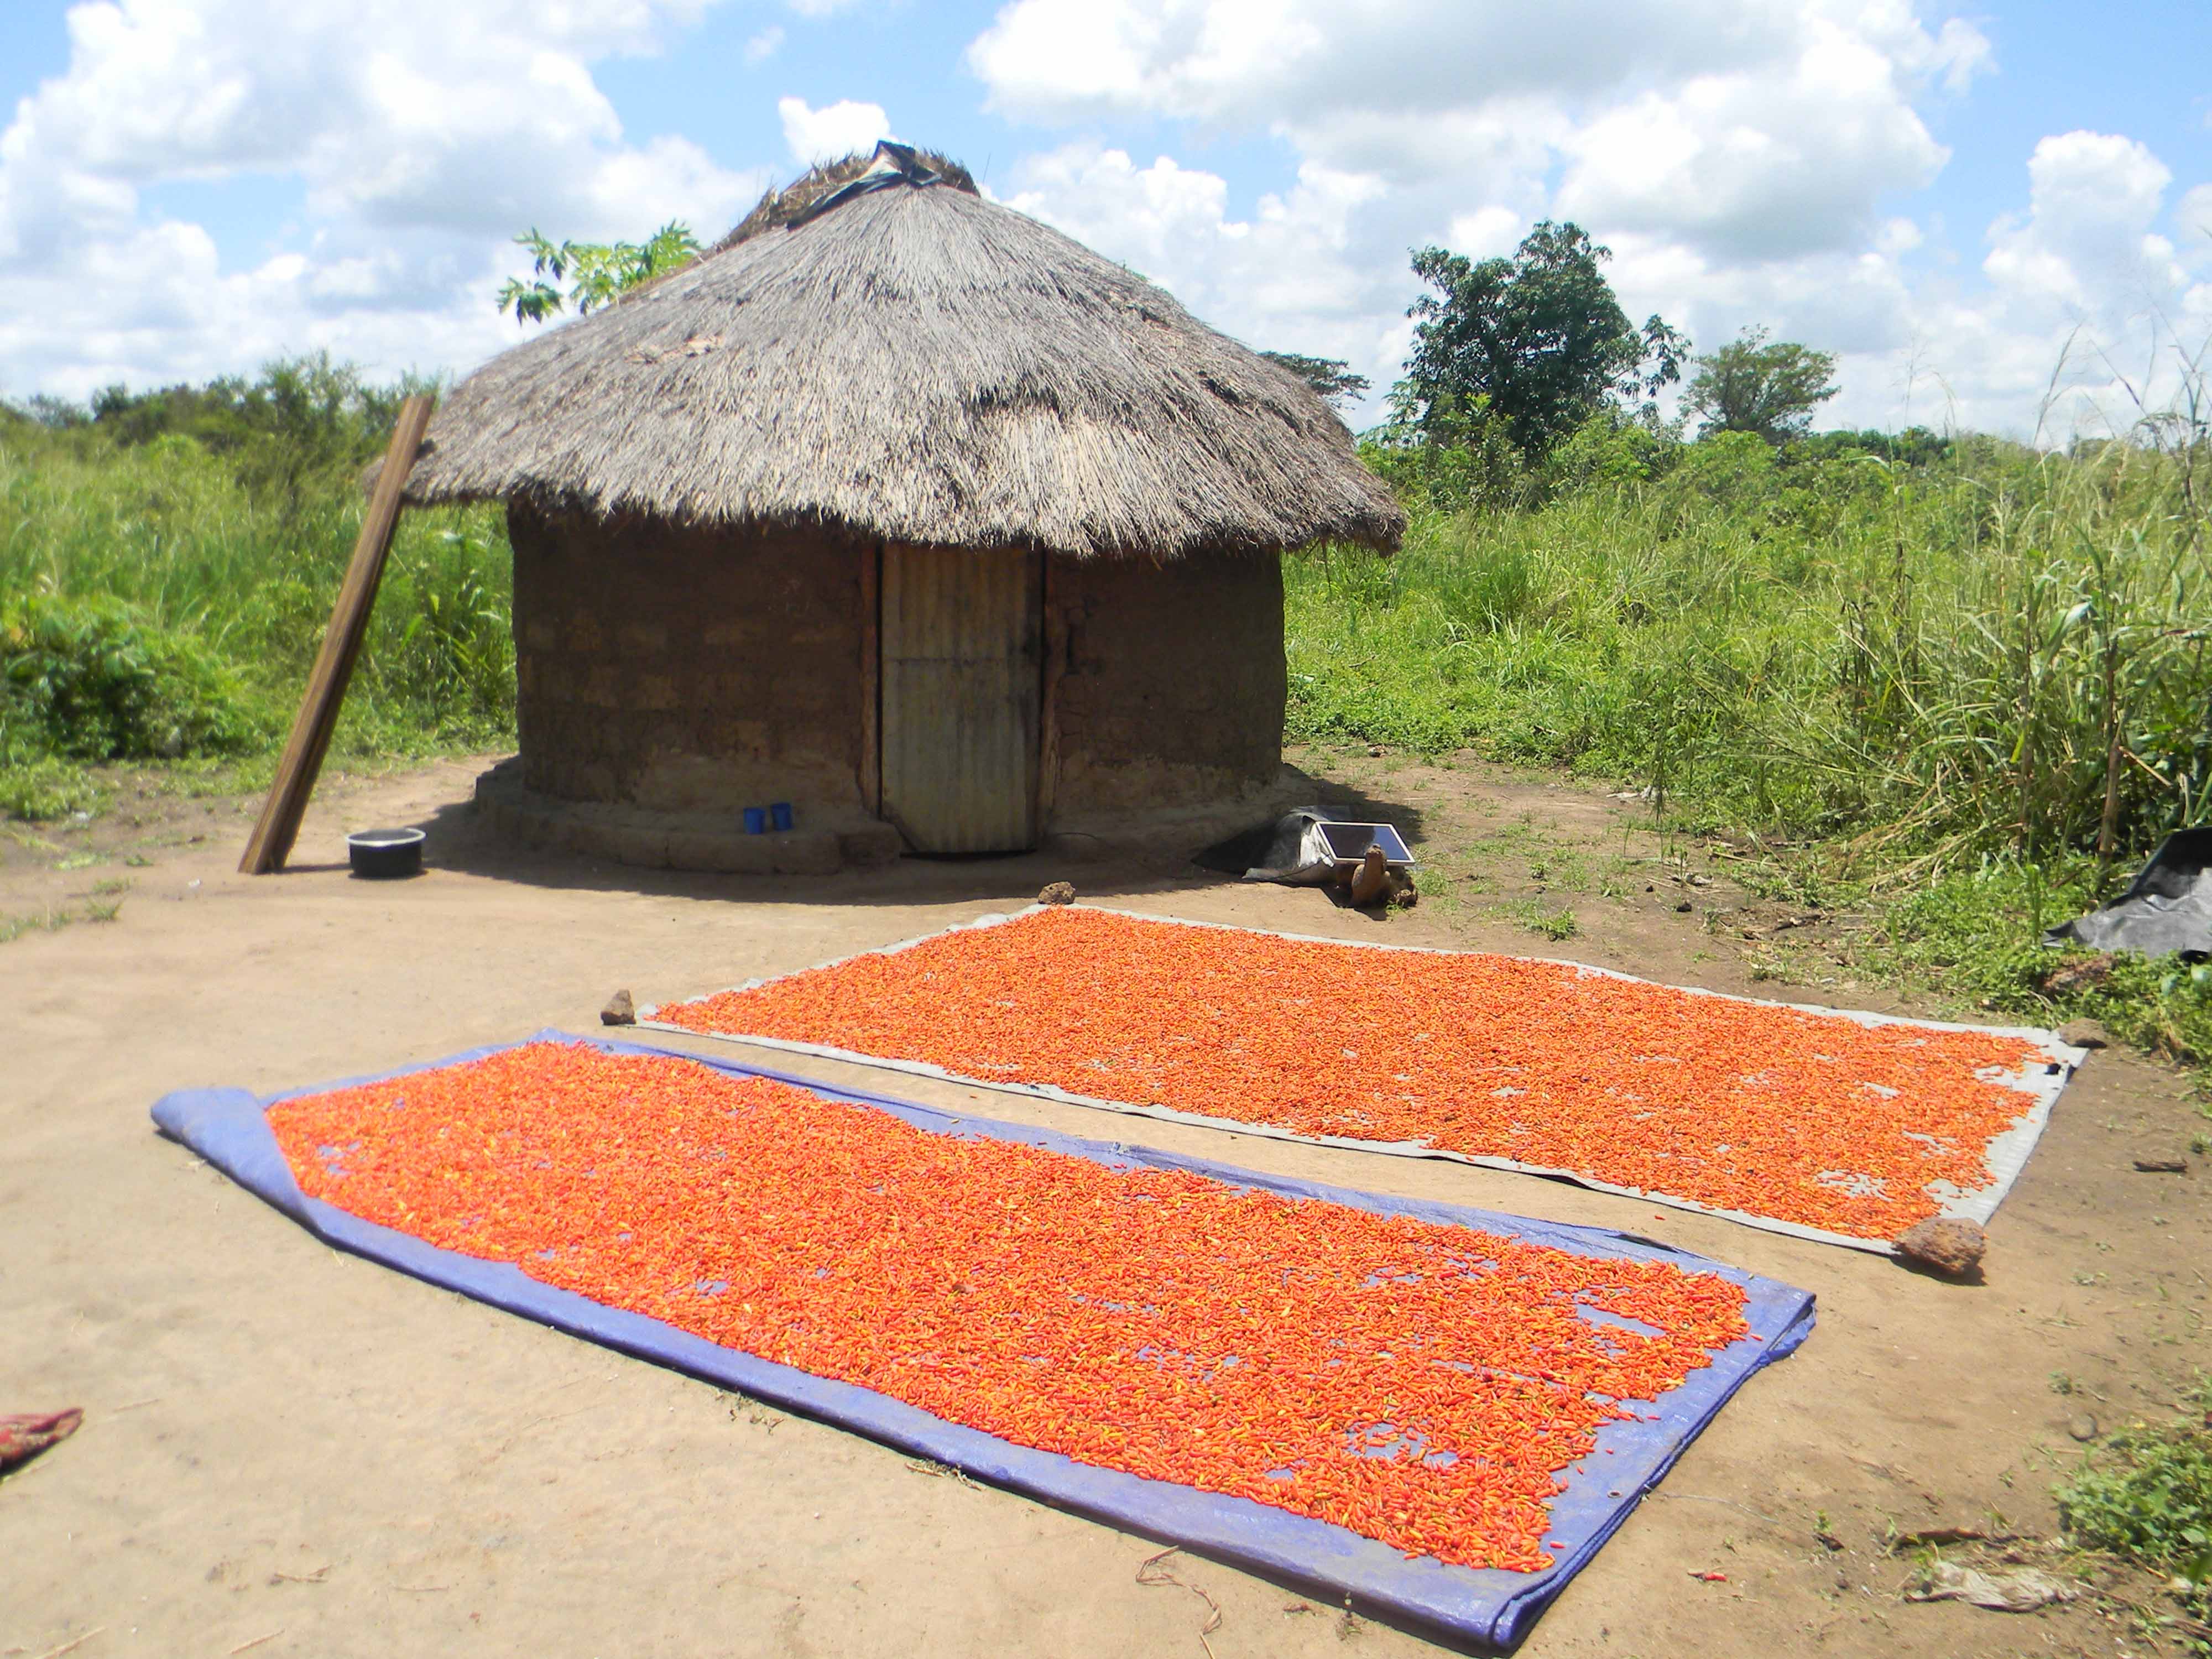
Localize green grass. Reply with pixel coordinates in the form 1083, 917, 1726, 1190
0, 898, 111, 943
1288, 421, 2212, 1063
1498, 898, 1579, 941
1290, 429, 2210, 863
1734, 853, 2212, 1065
1, 409, 514, 817
2058, 1377, 2212, 1629
0, 906, 64, 944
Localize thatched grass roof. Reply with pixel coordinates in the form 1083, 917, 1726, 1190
398, 147, 1402, 558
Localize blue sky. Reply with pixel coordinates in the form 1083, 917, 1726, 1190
2, 1, 2206, 436
1911, 4, 2207, 265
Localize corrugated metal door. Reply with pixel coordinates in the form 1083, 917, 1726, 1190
879, 545, 1043, 853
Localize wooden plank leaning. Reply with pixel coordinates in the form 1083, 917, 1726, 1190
239, 394, 436, 874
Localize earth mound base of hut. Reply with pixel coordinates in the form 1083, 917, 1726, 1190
472, 759, 904, 873
472, 756, 1305, 874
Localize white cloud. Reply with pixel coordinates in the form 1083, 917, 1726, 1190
2178, 184, 2212, 258
1001, 133, 1952, 431
1952, 132, 2204, 437
1985, 132, 2180, 314
970, 0, 2212, 441
972, 0, 1796, 131
6, 0, 732, 231
972, 0, 1982, 262
1924, 17, 1994, 93
0, 0, 768, 399
1447, 206, 1524, 260
3, 0, 2200, 452
776, 96, 893, 166
1552, 19, 1952, 261
0, 218, 523, 403
1005, 143, 1406, 406
1605, 132, 2210, 441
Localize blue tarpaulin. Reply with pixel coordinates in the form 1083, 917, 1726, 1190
151, 1030, 1815, 1651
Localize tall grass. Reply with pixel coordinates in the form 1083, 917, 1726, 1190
1288, 427, 2212, 873
1, 416, 514, 812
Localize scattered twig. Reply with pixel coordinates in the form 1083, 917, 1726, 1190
108, 1399, 162, 1415
1137, 1547, 1223, 1659
1888, 1526, 2021, 1553
1645, 1491, 1788, 1530
392, 1584, 451, 1593
268, 1564, 330, 1584
32, 1630, 105, 1659
225, 1631, 282, 1656
904, 1457, 978, 1488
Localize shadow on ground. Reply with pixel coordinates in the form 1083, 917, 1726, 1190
363, 760, 1434, 914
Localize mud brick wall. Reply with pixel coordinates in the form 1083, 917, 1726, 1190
508, 503, 867, 813
1047, 550, 1285, 816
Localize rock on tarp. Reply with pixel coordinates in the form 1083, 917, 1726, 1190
2044, 828, 2212, 959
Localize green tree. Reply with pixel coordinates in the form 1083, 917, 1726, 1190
1260, 352, 1371, 410
496, 222, 702, 325
1684, 327, 1840, 442
4, 394, 91, 430
1390, 222, 1687, 455
73, 353, 434, 525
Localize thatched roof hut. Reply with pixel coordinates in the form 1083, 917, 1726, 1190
405, 143, 1403, 868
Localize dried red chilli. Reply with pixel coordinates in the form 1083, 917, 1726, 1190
658, 907, 2049, 1238
270, 1042, 1752, 1572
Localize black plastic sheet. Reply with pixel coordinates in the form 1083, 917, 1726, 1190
1192, 806, 1337, 883
2044, 828, 2212, 960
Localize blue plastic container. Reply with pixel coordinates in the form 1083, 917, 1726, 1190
770, 801, 794, 832
743, 807, 767, 835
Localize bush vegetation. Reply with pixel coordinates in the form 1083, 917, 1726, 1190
1, 355, 514, 817
1287, 403, 2212, 1053
2058, 1376, 2212, 1624
1296, 416, 2210, 864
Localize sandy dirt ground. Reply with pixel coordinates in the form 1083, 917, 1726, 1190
3, 750, 2207, 1658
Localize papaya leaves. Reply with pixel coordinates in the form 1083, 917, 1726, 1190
497, 222, 702, 325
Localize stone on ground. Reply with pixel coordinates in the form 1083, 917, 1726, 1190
1894, 1217, 1985, 1276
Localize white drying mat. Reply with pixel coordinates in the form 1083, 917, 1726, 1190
640, 904, 2084, 1255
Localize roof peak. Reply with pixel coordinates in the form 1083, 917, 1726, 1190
714, 143, 981, 254
785, 142, 948, 229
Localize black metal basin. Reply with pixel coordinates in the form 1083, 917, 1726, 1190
347, 827, 425, 879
